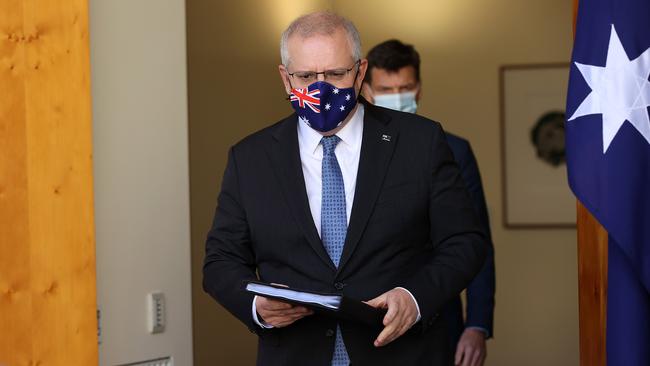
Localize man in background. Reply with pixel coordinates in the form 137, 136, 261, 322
363, 39, 496, 366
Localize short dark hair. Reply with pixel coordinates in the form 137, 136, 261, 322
365, 39, 420, 84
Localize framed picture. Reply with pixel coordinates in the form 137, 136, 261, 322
499, 63, 576, 229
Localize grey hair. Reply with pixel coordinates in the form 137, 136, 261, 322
280, 11, 362, 66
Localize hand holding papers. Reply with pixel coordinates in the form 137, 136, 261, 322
244, 281, 386, 328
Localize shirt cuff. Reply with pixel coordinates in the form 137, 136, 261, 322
466, 326, 490, 338
395, 287, 422, 324
252, 295, 274, 329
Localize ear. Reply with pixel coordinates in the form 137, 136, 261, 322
355, 58, 368, 93
415, 82, 422, 102
279, 64, 292, 94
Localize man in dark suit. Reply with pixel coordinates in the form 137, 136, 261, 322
362, 39, 496, 366
203, 12, 487, 366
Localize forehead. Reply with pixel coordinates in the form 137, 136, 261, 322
370, 66, 417, 86
286, 28, 354, 70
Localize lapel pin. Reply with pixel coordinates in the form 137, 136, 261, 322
381, 134, 392, 142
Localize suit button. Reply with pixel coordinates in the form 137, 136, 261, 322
325, 329, 335, 337
334, 282, 345, 290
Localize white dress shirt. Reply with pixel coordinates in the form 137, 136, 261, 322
252, 103, 420, 327
297, 103, 363, 235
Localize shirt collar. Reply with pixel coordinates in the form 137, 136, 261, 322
297, 103, 365, 155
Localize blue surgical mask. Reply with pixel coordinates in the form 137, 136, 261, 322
373, 91, 418, 113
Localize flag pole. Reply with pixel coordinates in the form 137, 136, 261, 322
577, 202, 608, 366
573, 4, 608, 365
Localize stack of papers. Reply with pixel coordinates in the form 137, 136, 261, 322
243, 280, 386, 328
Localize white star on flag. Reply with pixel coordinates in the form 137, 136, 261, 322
345, 94, 351, 101
333, 88, 339, 94
569, 24, 650, 153
325, 103, 331, 111
340, 105, 345, 111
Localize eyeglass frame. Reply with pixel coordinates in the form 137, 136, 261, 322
286, 60, 361, 85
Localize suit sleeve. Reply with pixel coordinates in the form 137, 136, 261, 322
457, 143, 496, 338
403, 124, 488, 331
203, 146, 260, 333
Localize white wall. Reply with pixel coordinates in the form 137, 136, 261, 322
89, 0, 193, 365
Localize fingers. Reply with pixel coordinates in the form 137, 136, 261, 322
263, 304, 312, 317
261, 298, 293, 311
374, 318, 410, 347
456, 329, 486, 366
261, 305, 312, 318
455, 344, 464, 365
382, 297, 398, 325
458, 346, 482, 366
256, 296, 314, 327
373, 289, 417, 347
469, 349, 485, 366
460, 348, 472, 366
261, 308, 313, 328
264, 309, 313, 328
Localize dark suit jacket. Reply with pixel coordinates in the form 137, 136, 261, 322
203, 99, 488, 366
442, 133, 496, 350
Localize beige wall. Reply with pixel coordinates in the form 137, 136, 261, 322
90, 0, 194, 365
187, 1, 578, 365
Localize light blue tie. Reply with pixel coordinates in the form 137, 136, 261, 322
321, 135, 350, 366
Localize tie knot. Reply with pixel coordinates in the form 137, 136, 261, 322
321, 135, 341, 155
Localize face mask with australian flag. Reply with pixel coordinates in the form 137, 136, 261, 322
289, 81, 358, 133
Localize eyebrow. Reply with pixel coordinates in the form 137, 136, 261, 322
375, 83, 416, 89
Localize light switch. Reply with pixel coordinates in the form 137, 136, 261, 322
148, 292, 165, 334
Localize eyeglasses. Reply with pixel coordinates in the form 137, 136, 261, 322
287, 60, 360, 85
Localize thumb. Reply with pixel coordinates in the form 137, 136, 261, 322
365, 294, 387, 309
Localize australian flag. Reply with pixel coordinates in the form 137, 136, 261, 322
567, 0, 650, 364
289, 82, 356, 132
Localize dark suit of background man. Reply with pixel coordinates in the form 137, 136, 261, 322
203, 11, 488, 366
362, 40, 496, 366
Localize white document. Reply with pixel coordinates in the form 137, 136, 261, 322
246, 282, 342, 310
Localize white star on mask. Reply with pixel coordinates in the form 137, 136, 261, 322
569, 24, 650, 153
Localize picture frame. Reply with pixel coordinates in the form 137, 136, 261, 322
499, 63, 576, 229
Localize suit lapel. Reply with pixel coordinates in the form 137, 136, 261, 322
268, 115, 336, 271
338, 101, 399, 273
